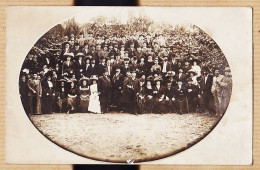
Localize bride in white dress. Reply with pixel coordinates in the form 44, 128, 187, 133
88, 75, 101, 113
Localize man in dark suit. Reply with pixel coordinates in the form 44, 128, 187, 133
153, 76, 165, 114
200, 67, 216, 114
112, 68, 124, 111
175, 68, 187, 85
163, 80, 176, 113
175, 80, 186, 114
161, 56, 172, 76
185, 78, 199, 113
99, 70, 112, 113
123, 71, 140, 114
86, 59, 99, 77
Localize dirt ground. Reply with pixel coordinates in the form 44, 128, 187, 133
29, 113, 219, 163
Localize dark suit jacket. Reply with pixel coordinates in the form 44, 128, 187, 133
201, 74, 213, 94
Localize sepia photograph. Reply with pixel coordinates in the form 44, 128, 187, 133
6, 7, 252, 164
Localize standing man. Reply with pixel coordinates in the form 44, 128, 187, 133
99, 70, 112, 113
211, 68, 224, 116
200, 67, 215, 114
28, 73, 42, 114
112, 68, 124, 111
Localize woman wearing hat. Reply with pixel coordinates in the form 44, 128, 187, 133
144, 76, 154, 113
189, 59, 201, 77
88, 75, 101, 114
153, 76, 165, 114
67, 81, 77, 114
78, 78, 90, 113
188, 70, 198, 86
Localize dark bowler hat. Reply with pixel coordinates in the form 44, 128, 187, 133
146, 75, 154, 82
188, 70, 197, 76
75, 42, 80, 46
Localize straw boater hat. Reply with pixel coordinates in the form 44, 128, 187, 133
64, 53, 74, 57
224, 67, 231, 72
166, 71, 175, 77
90, 75, 98, 80
154, 76, 163, 82
76, 53, 85, 57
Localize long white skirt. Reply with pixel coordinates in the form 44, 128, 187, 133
88, 93, 101, 113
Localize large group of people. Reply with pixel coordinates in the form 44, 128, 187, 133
19, 31, 232, 116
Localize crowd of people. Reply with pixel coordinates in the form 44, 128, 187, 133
19, 31, 232, 116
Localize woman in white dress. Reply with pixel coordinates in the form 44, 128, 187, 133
190, 59, 201, 77
88, 75, 101, 113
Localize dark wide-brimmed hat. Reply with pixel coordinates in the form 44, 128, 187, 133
188, 70, 197, 76
146, 75, 154, 82
79, 77, 90, 85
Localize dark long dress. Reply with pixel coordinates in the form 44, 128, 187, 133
79, 85, 90, 113
145, 85, 154, 113
67, 88, 77, 113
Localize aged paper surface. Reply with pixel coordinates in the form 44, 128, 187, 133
6, 6, 252, 164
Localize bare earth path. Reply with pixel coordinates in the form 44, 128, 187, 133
29, 113, 219, 163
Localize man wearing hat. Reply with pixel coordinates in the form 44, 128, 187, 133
72, 42, 81, 59
127, 43, 135, 58
161, 55, 171, 75
211, 68, 225, 116
112, 67, 124, 111
123, 71, 140, 114
175, 68, 187, 85
185, 77, 199, 113
121, 57, 132, 77
99, 69, 112, 113
166, 71, 177, 87
200, 67, 215, 114
86, 59, 99, 78
153, 76, 165, 114
174, 79, 186, 114
163, 80, 177, 113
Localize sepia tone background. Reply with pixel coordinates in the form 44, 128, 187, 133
0, 1, 258, 170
